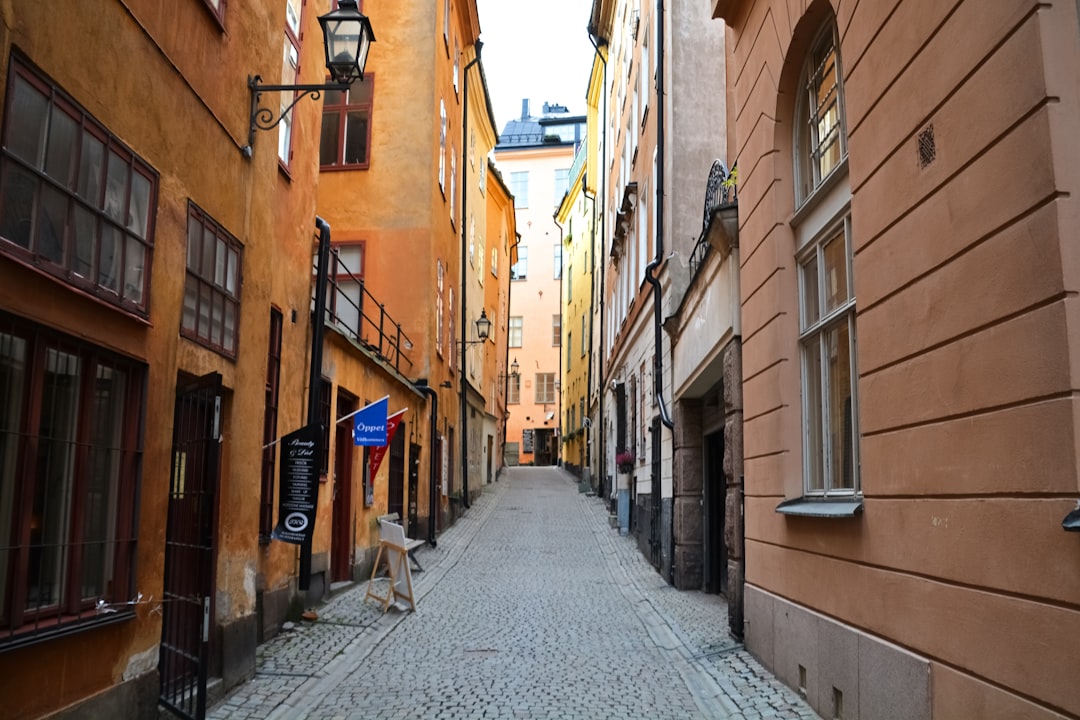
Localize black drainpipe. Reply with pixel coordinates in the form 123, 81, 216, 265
413, 381, 439, 547
645, 0, 674, 432
587, 30, 608, 498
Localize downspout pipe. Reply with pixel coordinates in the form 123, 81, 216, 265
555, 211, 564, 467
646, 0, 674, 431
301, 217, 334, 591
460, 42, 483, 510
413, 381, 440, 547
587, 30, 608, 497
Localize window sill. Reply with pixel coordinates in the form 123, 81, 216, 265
776, 496, 863, 517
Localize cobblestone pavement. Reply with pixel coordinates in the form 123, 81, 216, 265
209, 467, 818, 720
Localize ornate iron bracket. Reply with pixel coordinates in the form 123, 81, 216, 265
243, 75, 351, 157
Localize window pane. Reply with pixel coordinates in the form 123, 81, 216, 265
73, 206, 95, 278
214, 236, 227, 287
198, 283, 212, 339
44, 108, 77, 184
226, 247, 238, 295
344, 112, 368, 164
76, 131, 104, 204
0, 163, 36, 249
98, 224, 121, 292
6, 76, 48, 167
224, 302, 237, 354
103, 151, 128, 222
182, 275, 198, 333
211, 292, 224, 347
0, 331, 27, 619
800, 253, 819, 330
320, 112, 341, 165
186, 216, 201, 270
339, 246, 362, 274
30, 348, 81, 610
82, 364, 124, 600
826, 320, 854, 490
822, 231, 848, 314
201, 225, 216, 278
127, 170, 150, 237
124, 236, 145, 305
37, 183, 68, 264
804, 339, 823, 492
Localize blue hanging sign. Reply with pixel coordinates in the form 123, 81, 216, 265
353, 395, 389, 446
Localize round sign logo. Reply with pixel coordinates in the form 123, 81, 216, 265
284, 512, 309, 533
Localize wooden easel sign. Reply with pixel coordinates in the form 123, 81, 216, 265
364, 520, 416, 612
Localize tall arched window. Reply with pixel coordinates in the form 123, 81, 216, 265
793, 20, 859, 498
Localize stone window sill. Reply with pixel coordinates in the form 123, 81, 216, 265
775, 496, 863, 518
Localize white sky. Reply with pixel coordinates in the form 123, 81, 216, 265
474, 0, 597, 130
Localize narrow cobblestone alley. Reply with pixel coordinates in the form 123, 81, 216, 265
209, 467, 818, 720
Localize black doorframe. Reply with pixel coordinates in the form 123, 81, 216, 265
159, 373, 222, 720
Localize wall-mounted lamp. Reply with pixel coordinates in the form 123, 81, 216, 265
243, 0, 375, 156
458, 310, 492, 347
498, 357, 520, 383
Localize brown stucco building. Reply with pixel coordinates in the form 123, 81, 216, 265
712, 0, 1080, 717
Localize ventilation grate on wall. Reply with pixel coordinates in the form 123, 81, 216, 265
917, 124, 936, 169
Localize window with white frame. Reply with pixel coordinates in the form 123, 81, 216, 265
511, 245, 527, 280
797, 23, 845, 204
510, 171, 528, 208
554, 168, 569, 205
508, 316, 522, 348
554, 244, 562, 280
535, 373, 557, 404
795, 19, 858, 497
507, 373, 520, 404
552, 314, 561, 347
450, 148, 456, 225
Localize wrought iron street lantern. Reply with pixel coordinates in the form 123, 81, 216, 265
244, 0, 375, 155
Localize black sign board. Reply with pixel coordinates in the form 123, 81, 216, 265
272, 424, 322, 545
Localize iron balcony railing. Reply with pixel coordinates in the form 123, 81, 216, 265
317, 247, 414, 374
688, 160, 737, 280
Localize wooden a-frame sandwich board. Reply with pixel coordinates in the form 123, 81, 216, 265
364, 519, 416, 612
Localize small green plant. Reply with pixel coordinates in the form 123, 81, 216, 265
721, 165, 738, 191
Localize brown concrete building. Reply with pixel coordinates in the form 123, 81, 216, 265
711, 0, 1080, 717
0, 0, 332, 717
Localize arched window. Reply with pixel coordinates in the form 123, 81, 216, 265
795, 23, 845, 205
793, 20, 859, 498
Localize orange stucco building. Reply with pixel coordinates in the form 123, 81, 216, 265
712, 0, 1080, 716
0, 0, 330, 717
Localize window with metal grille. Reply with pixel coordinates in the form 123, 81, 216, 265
0, 311, 143, 647
182, 202, 242, 358
796, 23, 846, 204
0, 58, 158, 317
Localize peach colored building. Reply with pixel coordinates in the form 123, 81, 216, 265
712, 0, 1080, 717
494, 102, 584, 467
